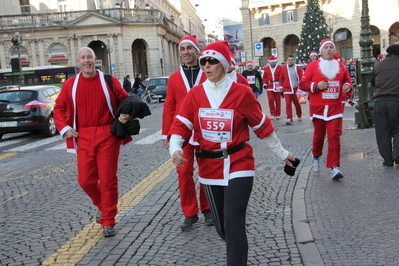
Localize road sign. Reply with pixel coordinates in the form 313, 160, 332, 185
110, 64, 116, 71
254, 42, 264, 57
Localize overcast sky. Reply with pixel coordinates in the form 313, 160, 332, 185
192, 0, 243, 35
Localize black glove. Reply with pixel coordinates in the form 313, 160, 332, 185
284, 158, 300, 176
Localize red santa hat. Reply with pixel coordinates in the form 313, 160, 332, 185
230, 52, 236, 65
200, 41, 232, 71
319, 39, 336, 53
309, 51, 318, 57
178, 35, 200, 52
268, 55, 277, 62
347, 57, 353, 62
246, 61, 254, 66
377, 54, 384, 59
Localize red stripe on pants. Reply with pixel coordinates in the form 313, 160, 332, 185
177, 144, 210, 217
312, 118, 342, 168
76, 125, 120, 227
266, 91, 281, 117
284, 92, 302, 120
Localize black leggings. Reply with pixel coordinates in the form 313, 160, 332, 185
203, 177, 253, 266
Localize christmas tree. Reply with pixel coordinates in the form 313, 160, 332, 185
296, 0, 330, 64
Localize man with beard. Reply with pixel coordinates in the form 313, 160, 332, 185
162, 35, 213, 230
299, 39, 352, 179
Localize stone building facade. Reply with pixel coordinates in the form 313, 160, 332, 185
0, 0, 206, 86
241, 0, 399, 67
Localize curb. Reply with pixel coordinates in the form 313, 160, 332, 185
292, 151, 324, 266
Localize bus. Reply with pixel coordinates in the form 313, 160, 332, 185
0, 65, 77, 88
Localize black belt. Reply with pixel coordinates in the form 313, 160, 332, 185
195, 142, 247, 159
267, 80, 279, 84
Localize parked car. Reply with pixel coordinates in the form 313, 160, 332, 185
0, 85, 19, 91
142, 76, 168, 100
0, 85, 61, 139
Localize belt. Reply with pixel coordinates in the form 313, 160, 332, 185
267, 80, 279, 83
195, 142, 247, 159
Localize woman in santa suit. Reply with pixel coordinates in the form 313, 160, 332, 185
168, 41, 295, 266
300, 39, 352, 180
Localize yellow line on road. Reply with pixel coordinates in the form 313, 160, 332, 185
0, 191, 28, 206
42, 158, 175, 265
0, 152, 18, 160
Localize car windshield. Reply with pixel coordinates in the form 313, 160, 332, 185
149, 78, 167, 86
0, 90, 36, 103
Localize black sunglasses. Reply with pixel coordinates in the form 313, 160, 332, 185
200, 57, 220, 66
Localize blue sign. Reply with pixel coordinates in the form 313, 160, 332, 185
110, 65, 116, 71
255, 43, 262, 50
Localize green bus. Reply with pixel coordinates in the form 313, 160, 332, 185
0, 65, 77, 88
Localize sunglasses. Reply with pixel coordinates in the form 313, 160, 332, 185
200, 57, 220, 66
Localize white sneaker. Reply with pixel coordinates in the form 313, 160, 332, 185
276, 116, 281, 119
312, 158, 320, 173
298, 117, 302, 121
286, 119, 292, 125
331, 166, 343, 179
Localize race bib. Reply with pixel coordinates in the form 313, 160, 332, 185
247, 75, 255, 84
273, 81, 280, 91
199, 108, 234, 142
322, 81, 340, 99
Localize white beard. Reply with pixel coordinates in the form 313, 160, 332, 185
227, 70, 238, 82
319, 58, 340, 80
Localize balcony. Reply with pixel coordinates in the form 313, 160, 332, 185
249, 0, 306, 9
0, 8, 169, 30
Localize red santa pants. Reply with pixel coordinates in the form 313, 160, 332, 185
312, 118, 342, 168
284, 91, 302, 120
177, 144, 210, 217
266, 91, 281, 117
76, 125, 120, 227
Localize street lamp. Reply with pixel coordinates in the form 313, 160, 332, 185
11, 32, 25, 87
355, 0, 374, 129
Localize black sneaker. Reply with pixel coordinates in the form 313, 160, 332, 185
103, 226, 116, 237
203, 209, 214, 226
96, 210, 102, 224
180, 214, 199, 231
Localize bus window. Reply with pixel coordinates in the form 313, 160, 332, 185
55, 73, 66, 83
40, 75, 52, 84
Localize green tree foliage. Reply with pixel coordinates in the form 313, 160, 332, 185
296, 0, 330, 63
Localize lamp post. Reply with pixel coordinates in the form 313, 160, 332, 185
11, 32, 25, 86
355, 0, 374, 128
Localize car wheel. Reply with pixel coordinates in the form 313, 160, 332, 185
43, 115, 58, 137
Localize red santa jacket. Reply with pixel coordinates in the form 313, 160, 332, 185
161, 66, 206, 139
262, 64, 282, 92
299, 59, 352, 121
54, 70, 129, 153
279, 64, 304, 94
168, 79, 275, 186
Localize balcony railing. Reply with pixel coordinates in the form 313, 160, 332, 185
249, 0, 305, 8
0, 8, 165, 30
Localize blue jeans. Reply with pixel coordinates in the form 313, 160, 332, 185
135, 88, 143, 99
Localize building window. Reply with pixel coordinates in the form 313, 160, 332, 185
282, 10, 297, 23
20, 0, 31, 13
103, 0, 111, 8
258, 13, 270, 26
59, 0, 67, 12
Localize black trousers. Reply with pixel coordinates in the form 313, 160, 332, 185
203, 177, 253, 266
374, 101, 399, 165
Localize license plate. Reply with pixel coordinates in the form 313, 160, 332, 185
0, 121, 18, 127
157, 95, 163, 97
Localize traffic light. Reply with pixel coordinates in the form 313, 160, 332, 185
11, 58, 20, 72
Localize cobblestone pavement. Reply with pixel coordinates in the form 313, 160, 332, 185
1, 93, 398, 266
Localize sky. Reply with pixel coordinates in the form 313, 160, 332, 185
191, 0, 243, 35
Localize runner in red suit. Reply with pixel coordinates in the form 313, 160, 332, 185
262, 55, 282, 119
300, 39, 352, 180
161, 35, 212, 231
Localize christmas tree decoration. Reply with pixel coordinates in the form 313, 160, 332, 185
297, 0, 330, 63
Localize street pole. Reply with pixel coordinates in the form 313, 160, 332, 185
355, 0, 374, 128
11, 32, 25, 87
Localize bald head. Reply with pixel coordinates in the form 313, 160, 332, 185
77, 47, 97, 78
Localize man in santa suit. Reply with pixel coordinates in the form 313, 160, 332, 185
227, 53, 249, 86
54, 47, 132, 237
161, 35, 213, 231
279, 55, 304, 125
300, 39, 352, 179
262, 55, 282, 119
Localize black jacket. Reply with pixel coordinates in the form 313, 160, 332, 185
371, 54, 399, 102
110, 96, 151, 139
